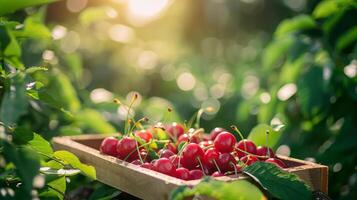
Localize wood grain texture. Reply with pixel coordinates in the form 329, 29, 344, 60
52, 134, 329, 199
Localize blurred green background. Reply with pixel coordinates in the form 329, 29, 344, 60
1, 0, 356, 199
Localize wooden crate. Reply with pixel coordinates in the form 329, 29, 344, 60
52, 134, 328, 200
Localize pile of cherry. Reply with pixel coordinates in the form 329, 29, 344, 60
100, 122, 287, 181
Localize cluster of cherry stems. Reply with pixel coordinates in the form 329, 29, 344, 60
99, 122, 287, 181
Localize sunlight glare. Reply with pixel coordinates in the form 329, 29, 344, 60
127, 0, 170, 26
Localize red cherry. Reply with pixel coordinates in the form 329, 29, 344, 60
189, 169, 204, 180
240, 155, 259, 166
256, 146, 275, 160
175, 167, 191, 180
140, 162, 154, 170
166, 142, 178, 154
213, 132, 237, 153
116, 137, 138, 161
203, 148, 220, 170
134, 130, 153, 143
265, 158, 287, 168
177, 134, 199, 145
169, 155, 182, 168
211, 171, 224, 177
182, 143, 204, 169
235, 139, 257, 158
99, 137, 118, 156
166, 122, 185, 138
153, 158, 176, 176
131, 159, 142, 165
159, 149, 175, 158
217, 153, 236, 172
210, 127, 225, 140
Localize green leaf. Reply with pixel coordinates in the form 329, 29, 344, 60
12, 126, 34, 145
313, 0, 354, 18
75, 109, 116, 134
3, 143, 40, 193
170, 177, 264, 200
33, 69, 81, 113
0, 25, 23, 68
39, 167, 81, 176
0, 0, 57, 16
248, 124, 281, 148
25, 66, 48, 74
336, 27, 357, 51
27, 89, 73, 119
297, 67, 330, 118
53, 150, 96, 179
275, 15, 316, 37
0, 72, 28, 126
243, 162, 312, 200
262, 36, 294, 69
28, 133, 54, 157
14, 14, 51, 39
89, 185, 121, 200
39, 176, 66, 200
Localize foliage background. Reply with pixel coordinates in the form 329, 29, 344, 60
0, 0, 356, 199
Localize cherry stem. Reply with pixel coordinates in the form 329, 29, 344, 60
231, 162, 238, 177
129, 117, 149, 134
124, 94, 138, 135
123, 140, 152, 161
235, 148, 268, 159
196, 157, 206, 175
194, 108, 204, 129
231, 125, 247, 154
212, 159, 222, 174
203, 144, 214, 150
177, 142, 188, 168
135, 142, 144, 164
266, 130, 270, 158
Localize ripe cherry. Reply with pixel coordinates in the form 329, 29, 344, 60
159, 149, 175, 158
140, 162, 154, 170
117, 137, 138, 161
265, 158, 287, 168
214, 132, 236, 153
210, 127, 225, 140
240, 155, 259, 166
100, 137, 119, 156
153, 158, 176, 176
217, 153, 236, 172
256, 146, 275, 160
166, 142, 178, 154
169, 155, 182, 168
134, 130, 153, 143
166, 122, 185, 138
211, 171, 224, 177
203, 148, 220, 170
235, 139, 257, 158
189, 169, 204, 180
177, 134, 199, 145
182, 143, 204, 169
175, 167, 191, 180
